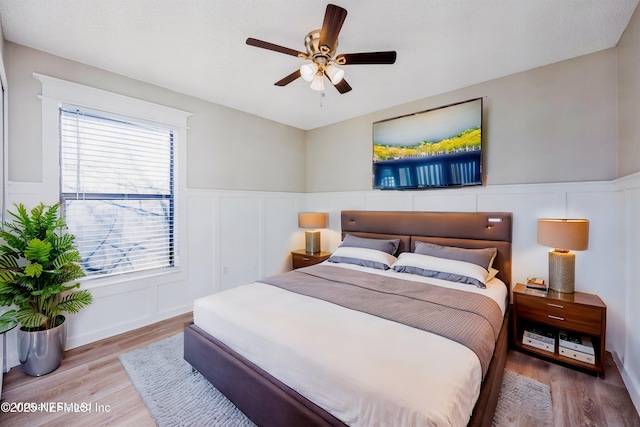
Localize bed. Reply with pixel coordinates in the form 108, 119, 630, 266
184, 210, 513, 427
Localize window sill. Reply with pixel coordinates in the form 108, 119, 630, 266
79, 266, 186, 292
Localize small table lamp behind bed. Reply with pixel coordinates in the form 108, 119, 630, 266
298, 212, 327, 254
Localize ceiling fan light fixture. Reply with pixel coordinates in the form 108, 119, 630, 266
300, 62, 318, 82
325, 64, 344, 84
310, 72, 325, 91
246, 4, 395, 95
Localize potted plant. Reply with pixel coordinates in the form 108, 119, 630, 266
0, 202, 92, 376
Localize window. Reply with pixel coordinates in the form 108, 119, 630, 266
60, 106, 176, 278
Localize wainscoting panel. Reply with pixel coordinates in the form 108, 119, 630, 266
264, 196, 306, 276
66, 287, 154, 346
307, 194, 367, 249
219, 196, 262, 291
413, 192, 478, 212
618, 181, 640, 413
364, 194, 414, 211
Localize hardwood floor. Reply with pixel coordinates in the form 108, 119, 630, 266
1, 312, 638, 426
506, 349, 640, 427
1, 312, 193, 427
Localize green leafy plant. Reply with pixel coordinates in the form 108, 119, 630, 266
0, 203, 92, 331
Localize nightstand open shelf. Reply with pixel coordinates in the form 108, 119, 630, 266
512, 283, 607, 376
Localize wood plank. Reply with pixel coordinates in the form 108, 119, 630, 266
2, 313, 638, 426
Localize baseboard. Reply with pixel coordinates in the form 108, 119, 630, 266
613, 351, 640, 417
65, 304, 193, 350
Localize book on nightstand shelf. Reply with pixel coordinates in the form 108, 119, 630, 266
558, 330, 595, 364
559, 346, 596, 364
522, 326, 555, 353
558, 330, 595, 355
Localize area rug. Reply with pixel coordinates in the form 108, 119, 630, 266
492, 370, 553, 426
120, 334, 553, 426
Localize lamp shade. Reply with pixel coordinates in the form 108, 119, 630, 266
537, 219, 589, 251
300, 63, 318, 82
298, 212, 327, 229
310, 73, 325, 91
325, 64, 344, 84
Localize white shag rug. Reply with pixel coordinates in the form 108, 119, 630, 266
492, 370, 553, 426
119, 334, 553, 427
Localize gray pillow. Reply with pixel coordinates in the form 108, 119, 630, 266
327, 246, 397, 270
328, 256, 392, 270
392, 265, 485, 288
414, 241, 496, 271
340, 234, 400, 255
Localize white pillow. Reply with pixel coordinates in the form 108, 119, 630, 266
328, 246, 398, 270
487, 267, 499, 282
392, 252, 495, 288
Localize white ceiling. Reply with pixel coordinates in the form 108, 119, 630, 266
0, 0, 638, 130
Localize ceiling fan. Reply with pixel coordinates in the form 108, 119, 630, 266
246, 3, 397, 94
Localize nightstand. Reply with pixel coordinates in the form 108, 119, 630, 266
291, 249, 331, 269
512, 283, 607, 376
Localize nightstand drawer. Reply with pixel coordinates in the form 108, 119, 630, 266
292, 253, 319, 268
291, 250, 332, 269
516, 294, 603, 335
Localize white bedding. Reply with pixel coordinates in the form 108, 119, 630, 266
193, 262, 508, 427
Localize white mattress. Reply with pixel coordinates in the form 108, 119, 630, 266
193, 262, 508, 427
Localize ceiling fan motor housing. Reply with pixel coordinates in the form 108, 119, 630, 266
304, 30, 337, 59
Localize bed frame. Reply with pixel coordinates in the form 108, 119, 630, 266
184, 210, 513, 427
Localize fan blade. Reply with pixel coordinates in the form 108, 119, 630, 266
336, 51, 397, 65
246, 38, 305, 58
333, 78, 352, 94
275, 70, 301, 86
319, 4, 347, 52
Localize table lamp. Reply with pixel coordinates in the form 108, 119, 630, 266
298, 212, 327, 254
537, 219, 589, 293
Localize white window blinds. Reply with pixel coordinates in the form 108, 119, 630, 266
60, 107, 176, 278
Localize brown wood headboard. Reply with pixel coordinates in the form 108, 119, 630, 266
340, 210, 513, 287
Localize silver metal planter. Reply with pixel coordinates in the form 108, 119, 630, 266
18, 316, 67, 376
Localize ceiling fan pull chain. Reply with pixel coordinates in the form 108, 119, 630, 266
320, 91, 325, 107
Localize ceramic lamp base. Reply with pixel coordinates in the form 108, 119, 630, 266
305, 230, 321, 254
548, 250, 575, 293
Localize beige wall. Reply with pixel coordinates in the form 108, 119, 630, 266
4, 42, 307, 192
618, 3, 640, 177
4, 40, 625, 194
306, 49, 618, 192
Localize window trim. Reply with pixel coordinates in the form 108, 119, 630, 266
60, 105, 177, 277
35, 73, 192, 288
0, 51, 7, 224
